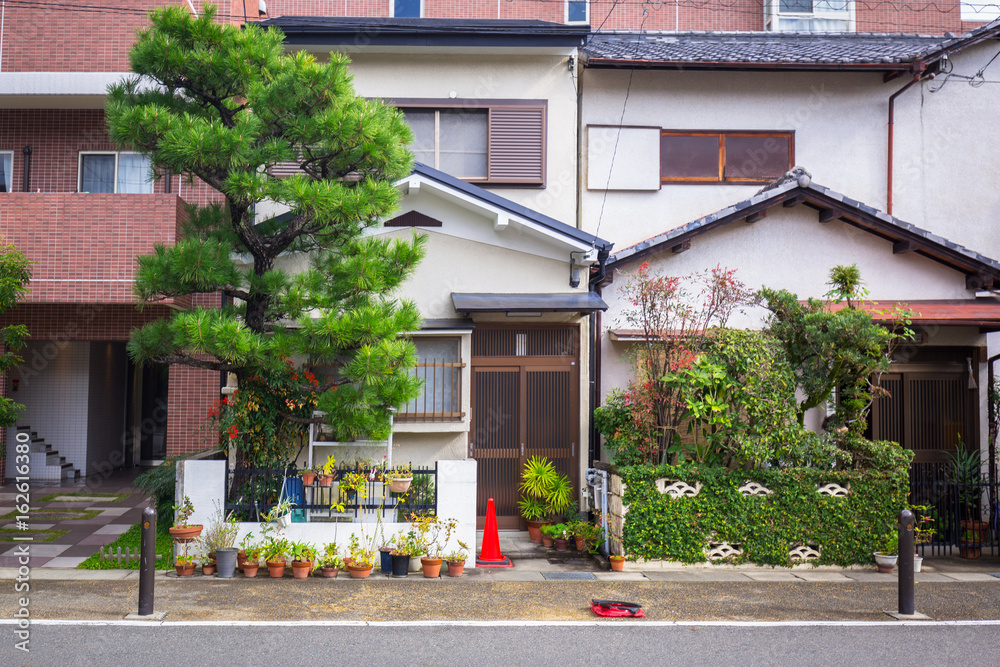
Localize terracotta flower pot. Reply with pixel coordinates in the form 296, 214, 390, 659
169, 525, 203, 543
526, 520, 546, 544
174, 562, 195, 577
960, 543, 982, 559
574, 537, 586, 551
202, 563, 215, 576
318, 474, 334, 487
291, 560, 312, 579
609, 556, 625, 572
447, 560, 465, 577
243, 563, 259, 578
302, 471, 317, 486
541, 534, 554, 548
237, 551, 247, 572
554, 538, 568, 552
267, 560, 286, 578
319, 567, 340, 578
421, 557, 443, 578
346, 563, 373, 579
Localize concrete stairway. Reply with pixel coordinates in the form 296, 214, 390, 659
14, 425, 81, 482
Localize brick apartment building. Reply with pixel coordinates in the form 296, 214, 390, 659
1, 0, 996, 482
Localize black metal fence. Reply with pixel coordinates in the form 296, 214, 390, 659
910, 463, 1000, 558
224, 464, 437, 524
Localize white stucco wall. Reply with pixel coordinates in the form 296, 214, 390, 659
599, 205, 988, 397
332, 52, 580, 225
581, 43, 1000, 261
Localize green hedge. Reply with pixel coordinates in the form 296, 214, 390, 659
619, 464, 909, 566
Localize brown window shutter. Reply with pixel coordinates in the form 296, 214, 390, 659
488, 106, 545, 185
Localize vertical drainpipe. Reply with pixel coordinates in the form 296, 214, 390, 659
588, 246, 610, 467
989, 353, 1000, 487
886, 69, 925, 215
21, 145, 31, 192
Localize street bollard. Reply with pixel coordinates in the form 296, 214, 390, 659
138, 507, 156, 617
898, 509, 915, 616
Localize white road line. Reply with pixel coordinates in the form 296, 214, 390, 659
1, 619, 999, 628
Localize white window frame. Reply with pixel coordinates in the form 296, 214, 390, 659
566, 0, 589, 24
0, 151, 13, 193
78, 151, 154, 194
390, 0, 424, 18
765, 0, 854, 32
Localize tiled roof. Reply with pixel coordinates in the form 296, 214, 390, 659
607, 169, 1000, 287
583, 20, 1000, 68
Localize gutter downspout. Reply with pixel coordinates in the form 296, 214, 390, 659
588, 246, 611, 467
21, 145, 30, 192
887, 71, 924, 215
989, 352, 999, 488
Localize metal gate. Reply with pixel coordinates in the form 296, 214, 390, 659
470, 325, 579, 528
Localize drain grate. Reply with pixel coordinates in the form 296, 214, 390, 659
541, 572, 597, 581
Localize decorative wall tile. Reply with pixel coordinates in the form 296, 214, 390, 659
706, 542, 742, 561
655, 479, 702, 497
816, 483, 850, 497
788, 545, 821, 561
738, 481, 773, 496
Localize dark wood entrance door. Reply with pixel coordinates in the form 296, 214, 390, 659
470, 325, 579, 528
871, 371, 973, 464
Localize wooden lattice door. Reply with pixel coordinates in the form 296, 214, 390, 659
471, 325, 579, 528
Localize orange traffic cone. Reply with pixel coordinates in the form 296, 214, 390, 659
476, 498, 512, 567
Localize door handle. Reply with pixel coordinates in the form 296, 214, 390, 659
521, 443, 525, 457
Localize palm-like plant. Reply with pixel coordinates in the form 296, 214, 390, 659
518, 456, 574, 522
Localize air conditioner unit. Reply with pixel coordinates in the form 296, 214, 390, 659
765, 0, 854, 32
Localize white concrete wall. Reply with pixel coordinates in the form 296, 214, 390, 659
177, 459, 479, 567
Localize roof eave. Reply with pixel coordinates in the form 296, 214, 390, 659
581, 57, 917, 72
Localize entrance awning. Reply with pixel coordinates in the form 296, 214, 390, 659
452, 292, 608, 314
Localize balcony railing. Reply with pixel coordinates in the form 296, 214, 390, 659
396, 359, 465, 422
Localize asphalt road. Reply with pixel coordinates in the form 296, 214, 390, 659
2, 621, 999, 666
2, 578, 1000, 622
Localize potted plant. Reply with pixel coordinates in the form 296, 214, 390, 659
873, 533, 898, 573
960, 527, 982, 559
266, 499, 295, 529
316, 543, 343, 578
444, 541, 470, 577
290, 541, 316, 578
517, 456, 573, 542
385, 462, 414, 494
174, 553, 196, 577
570, 521, 604, 553
242, 548, 260, 578
609, 555, 626, 572
202, 506, 240, 578
911, 504, 936, 573
237, 533, 256, 573
262, 537, 290, 578
540, 523, 557, 548
318, 455, 337, 486
412, 515, 458, 578
948, 447, 987, 546
551, 523, 570, 552
346, 534, 376, 578
390, 529, 420, 578
339, 471, 368, 503
168, 496, 203, 542
302, 466, 318, 487
201, 554, 216, 576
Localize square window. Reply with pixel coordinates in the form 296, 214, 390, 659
567, 0, 589, 22
661, 134, 721, 180
393, 0, 422, 18
399, 337, 464, 421
79, 152, 153, 194
0, 152, 11, 193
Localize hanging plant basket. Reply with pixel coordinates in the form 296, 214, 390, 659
388, 477, 413, 494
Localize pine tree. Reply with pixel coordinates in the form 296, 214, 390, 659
106, 6, 424, 463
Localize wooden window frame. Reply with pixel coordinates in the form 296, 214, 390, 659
660, 130, 794, 185
393, 98, 547, 187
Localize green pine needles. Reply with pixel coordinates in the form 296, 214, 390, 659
106, 5, 425, 460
